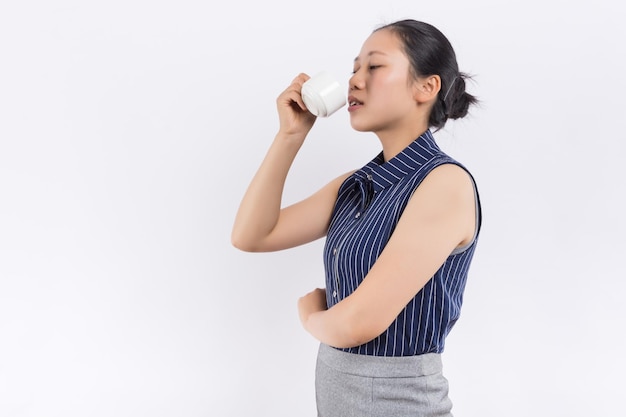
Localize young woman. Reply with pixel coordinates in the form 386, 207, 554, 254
232, 19, 481, 417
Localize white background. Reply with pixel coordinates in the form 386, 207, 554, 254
1, 1, 624, 416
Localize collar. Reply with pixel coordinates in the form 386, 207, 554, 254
359, 129, 441, 193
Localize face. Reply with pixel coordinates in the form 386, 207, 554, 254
348, 29, 418, 133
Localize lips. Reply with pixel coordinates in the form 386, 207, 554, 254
348, 96, 363, 106
348, 95, 363, 109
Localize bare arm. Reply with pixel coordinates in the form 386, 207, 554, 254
231, 73, 352, 252
298, 164, 477, 347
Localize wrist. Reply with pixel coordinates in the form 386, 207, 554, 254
303, 309, 320, 334
275, 129, 308, 145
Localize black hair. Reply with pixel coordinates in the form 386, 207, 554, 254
375, 19, 478, 130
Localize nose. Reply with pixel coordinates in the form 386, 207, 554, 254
349, 69, 365, 91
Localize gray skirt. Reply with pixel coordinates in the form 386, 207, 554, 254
315, 343, 453, 417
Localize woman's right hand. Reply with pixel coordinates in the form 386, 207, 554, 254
276, 73, 317, 138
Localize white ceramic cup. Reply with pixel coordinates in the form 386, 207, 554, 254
301, 71, 346, 117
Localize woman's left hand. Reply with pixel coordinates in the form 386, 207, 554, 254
297, 288, 327, 328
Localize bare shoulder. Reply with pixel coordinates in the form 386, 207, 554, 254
318, 169, 356, 196
412, 163, 475, 205
334, 169, 358, 185
400, 163, 476, 247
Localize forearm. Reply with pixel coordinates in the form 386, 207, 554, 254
231, 132, 305, 251
303, 301, 367, 349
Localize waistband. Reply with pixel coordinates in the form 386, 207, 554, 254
317, 343, 443, 378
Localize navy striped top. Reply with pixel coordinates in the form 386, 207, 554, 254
323, 130, 482, 357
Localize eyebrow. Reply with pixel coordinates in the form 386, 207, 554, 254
354, 50, 388, 62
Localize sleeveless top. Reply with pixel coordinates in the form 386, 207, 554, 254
323, 129, 482, 357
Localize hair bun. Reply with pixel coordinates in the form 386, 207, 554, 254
444, 73, 477, 121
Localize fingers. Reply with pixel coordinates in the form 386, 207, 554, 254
291, 73, 310, 84
279, 73, 310, 111
275, 73, 317, 136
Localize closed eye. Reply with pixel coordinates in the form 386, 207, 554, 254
352, 65, 381, 74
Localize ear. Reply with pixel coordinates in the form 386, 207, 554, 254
413, 75, 441, 103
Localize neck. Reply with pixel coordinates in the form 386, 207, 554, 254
375, 120, 430, 162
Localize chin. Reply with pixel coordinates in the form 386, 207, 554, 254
350, 125, 370, 133
349, 117, 373, 133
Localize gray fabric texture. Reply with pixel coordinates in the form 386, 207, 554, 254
315, 343, 453, 417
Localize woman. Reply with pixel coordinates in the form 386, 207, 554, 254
232, 19, 481, 417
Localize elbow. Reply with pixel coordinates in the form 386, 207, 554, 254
231, 226, 271, 252
230, 230, 259, 252
332, 323, 374, 349
346, 323, 379, 348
